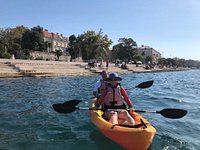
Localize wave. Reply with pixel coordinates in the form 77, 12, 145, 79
138, 94, 184, 103
150, 133, 197, 150
161, 97, 184, 103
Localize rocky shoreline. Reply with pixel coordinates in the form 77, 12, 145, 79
0, 59, 190, 78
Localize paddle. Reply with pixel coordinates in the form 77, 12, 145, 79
132, 80, 154, 89
123, 80, 154, 91
52, 100, 187, 119
134, 108, 188, 119
52, 99, 82, 113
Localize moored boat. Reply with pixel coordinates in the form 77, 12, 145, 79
90, 101, 156, 150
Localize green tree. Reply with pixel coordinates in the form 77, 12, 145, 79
0, 42, 4, 57
133, 55, 143, 62
133, 55, 143, 67
166, 58, 175, 67
0, 28, 10, 54
68, 29, 112, 61
9, 43, 21, 57
55, 49, 63, 60
0, 28, 10, 45
133, 55, 144, 67
2, 52, 11, 59
176, 58, 186, 68
0, 26, 28, 58
68, 34, 79, 59
112, 38, 137, 61
8, 25, 28, 44
22, 25, 45, 51
158, 58, 167, 67
144, 56, 152, 64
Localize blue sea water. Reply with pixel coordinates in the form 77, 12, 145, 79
0, 70, 200, 150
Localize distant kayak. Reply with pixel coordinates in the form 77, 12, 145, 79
90, 100, 156, 150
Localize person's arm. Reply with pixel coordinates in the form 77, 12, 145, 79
96, 88, 106, 107
93, 79, 101, 97
121, 87, 133, 108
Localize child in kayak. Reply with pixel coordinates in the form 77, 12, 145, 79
95, 73, 135, 125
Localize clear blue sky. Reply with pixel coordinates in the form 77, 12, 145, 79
1, 0, 200, 60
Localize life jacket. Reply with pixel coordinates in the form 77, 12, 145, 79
103, 83, 125, 108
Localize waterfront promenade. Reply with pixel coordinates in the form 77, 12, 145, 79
0, 59, 188, 78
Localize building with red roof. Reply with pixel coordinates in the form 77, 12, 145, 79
43, 29, 68, 52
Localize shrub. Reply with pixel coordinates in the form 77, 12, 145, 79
2, 52, 12, 59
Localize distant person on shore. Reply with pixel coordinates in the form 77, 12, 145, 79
106, 60, 109, 69
99, 60, 103, 68
12, 54, 15, 60
93, 70, 108, 99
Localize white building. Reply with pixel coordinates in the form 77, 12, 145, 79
136, 45, 161, 64
43, 29, 68, 52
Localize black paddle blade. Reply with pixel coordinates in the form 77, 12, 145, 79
52, 104, 77, 113
135, 80, 154, 89
52, 100, 82, 113
159, 108, 188, 119
62, 99, 82, 106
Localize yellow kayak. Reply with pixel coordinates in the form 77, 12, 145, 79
90, 101, 156, 150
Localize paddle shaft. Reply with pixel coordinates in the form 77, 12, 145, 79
77, 107, 162, 113
74, 107, 187, 119
135, 110, 160, 113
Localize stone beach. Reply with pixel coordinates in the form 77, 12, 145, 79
0, 59, 188, 78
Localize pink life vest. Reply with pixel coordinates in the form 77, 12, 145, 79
103, 85, 124, 106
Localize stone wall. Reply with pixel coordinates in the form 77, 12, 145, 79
30, 51, 71, 62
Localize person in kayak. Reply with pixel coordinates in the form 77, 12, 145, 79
95, 73, 135, 125
93, 70, 108, 99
